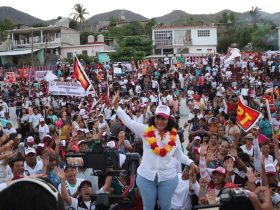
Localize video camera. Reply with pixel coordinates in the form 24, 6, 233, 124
65, 140, 140, 176
194, 188, 254, 210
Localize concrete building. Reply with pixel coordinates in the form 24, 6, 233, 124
60, 34, 115, 63
0, 19, 80, 66
152, 25, 217, 55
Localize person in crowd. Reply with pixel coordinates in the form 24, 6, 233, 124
111, 90, 197, 210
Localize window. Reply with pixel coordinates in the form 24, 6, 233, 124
154, 30, 173, 46
174, 30, 191, 45
82, 50, 88, 55
67, 52, 73, 58
154, 49, 162, 55
197, 30, 210, 37
196, 49, 202, 51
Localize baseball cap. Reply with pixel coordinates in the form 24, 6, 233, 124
213, 166, 226, 175
37, 143, 45, 148
25, 147, 36, 156
155, 105, 170, 119
224, 154, 236, 162
26, 136, 34, 144
78, 180, 92, 191
60, 140, 66, 147
265, 163, 277, 175
194, 136, 201, 141
39, 117, 45, 122
106, 141, 116, 148
78, 140, 87, 146
244, 133, 254, 140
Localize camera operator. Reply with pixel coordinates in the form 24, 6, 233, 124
56, 167, 96, 210
76, 140, 99, 194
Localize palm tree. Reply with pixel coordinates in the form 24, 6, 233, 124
250, 6, 260, 26
70, 4, 89, 24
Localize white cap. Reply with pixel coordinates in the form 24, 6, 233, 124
25, 147, 36, 156
155, 105, 170, 119
37, 143, 45, 148
194, 136, 201, 141
78, 140, 87, 146
265, 163, 277, 175
60, 140, 66, 147
26, 136, 34, 144
106, 141, 116, 148
39, 117, 45, 122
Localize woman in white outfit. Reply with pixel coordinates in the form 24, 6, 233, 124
112, 91, 197, 210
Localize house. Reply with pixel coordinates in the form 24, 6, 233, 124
0, 18, 80, 67
60, 34, 115, 62
152, 25, 217, 55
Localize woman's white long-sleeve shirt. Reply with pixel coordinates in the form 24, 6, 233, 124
115, 107, 193, 182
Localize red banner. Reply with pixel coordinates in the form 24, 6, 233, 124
237, 96, 262, 132
17, 68, 28, 79
5, 72, 16, 83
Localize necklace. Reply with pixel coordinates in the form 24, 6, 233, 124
144, 125, 177, 157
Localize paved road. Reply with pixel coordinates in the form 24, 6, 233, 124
179, 97, 190, 151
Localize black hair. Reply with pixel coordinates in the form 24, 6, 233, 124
0, 179, 64, 210
229, 116, 237, 124
148, 116, 178, 132
8, 157, 25, 169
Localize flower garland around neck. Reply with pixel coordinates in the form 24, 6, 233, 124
144, 125, 177, 157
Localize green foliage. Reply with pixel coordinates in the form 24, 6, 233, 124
76, 54, 94, 64
32, 22, 48, 28
80, 31, 93, 44
71, 4, 89, 24
0, 18, 14, 40
107, 21, 154, 61
0, 18, 14, 32
109, 16, 118, 27
110, 35, 152, 61
65, 54, 94, 64
69, 19, 78, 29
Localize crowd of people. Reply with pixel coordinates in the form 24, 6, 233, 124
0, 50, 279, 210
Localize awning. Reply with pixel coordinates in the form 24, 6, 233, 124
0, 49, 40, 56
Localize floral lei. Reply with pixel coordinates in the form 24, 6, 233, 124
144, 125, 177, 157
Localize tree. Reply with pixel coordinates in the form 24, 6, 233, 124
32, 22, 48, 28
70, 4, 89, 24
109, 16, 118, 27
110, 35, 152, 61
144, 18, 157, 37
250, 6, 260, 26
0, 18, 14, 40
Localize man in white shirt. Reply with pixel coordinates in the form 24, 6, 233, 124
24, 147, 43, 176
38, 118, 50, 141
171, 166, 199, 210
3, 122, 17, 136
29, 107, 43, 132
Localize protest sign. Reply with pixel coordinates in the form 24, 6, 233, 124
48, 81, 87, 97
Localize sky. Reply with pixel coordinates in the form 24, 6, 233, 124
1, 0, 280, 20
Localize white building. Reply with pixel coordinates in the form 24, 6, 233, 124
152, 25, 217, 55
60, 34, 115, 60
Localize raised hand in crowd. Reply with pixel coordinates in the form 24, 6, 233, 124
248, 186, 273, 210
199, 143, 208, 157
112, 90, 120, 110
